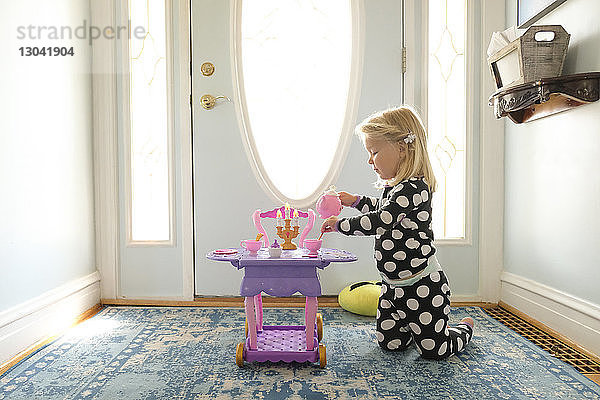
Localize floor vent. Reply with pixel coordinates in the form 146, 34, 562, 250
483, 306, 600, 375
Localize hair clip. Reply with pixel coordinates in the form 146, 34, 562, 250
404, 133, 416, 144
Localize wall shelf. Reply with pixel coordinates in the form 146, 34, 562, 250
488, 72, 600, 123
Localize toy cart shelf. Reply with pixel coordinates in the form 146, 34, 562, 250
206, 247, 357, 368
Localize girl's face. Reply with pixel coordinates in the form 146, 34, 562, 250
364, 137, 406, 180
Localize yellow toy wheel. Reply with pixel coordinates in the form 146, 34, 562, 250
316, 313, 323, 342
236, 342, 244, 367
245, 318, 248, 337
319, 343, 326, 368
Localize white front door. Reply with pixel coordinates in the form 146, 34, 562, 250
191, 0, 404, 295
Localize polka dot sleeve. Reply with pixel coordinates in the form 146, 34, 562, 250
337, 182, 418, 237
353, 196, 380, 213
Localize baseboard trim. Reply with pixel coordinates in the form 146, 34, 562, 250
450, 294, 483, 303
0, 304, 103, 377
0, 272, 101, 365
102, 296, 494, 309
501, 271, 600, 357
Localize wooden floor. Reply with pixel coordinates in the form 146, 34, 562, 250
102, 296, 493, 308
103, 296, 343, 308
2, 299, 599, 387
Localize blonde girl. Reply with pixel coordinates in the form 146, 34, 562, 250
321, 106, 474, 359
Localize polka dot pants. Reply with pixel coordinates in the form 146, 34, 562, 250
375, 270, 473, 360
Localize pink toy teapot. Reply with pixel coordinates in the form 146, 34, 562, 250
316, 185, 343, 219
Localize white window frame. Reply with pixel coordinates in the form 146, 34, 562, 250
405, 0, 505, 302
404, 0, 474, 246
120, 0, 176, 246
230, 0, 365, 208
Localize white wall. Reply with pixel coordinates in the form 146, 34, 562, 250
502, 0, 600, 354
503, 0, 600, 306
0, 1, 97, 311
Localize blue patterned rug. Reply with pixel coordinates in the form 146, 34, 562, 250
1, 306, 599, 399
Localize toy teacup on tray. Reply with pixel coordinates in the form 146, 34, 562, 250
240, 239, 262, 255
304, 239, 322, 255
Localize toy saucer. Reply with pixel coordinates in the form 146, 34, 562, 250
215, 249, 238, 255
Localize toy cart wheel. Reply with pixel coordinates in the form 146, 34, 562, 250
318, 343, 326, 368
236, 342, 244, 367
316, 313, 323, 342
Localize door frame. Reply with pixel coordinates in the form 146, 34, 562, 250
93, 0, 504, 303
477, 0, 505, 303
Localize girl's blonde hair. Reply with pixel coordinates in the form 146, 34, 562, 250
356, 106, 437, 192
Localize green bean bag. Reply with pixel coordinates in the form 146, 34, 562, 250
338, 281, 382, 317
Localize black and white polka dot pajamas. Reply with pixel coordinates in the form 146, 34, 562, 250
336, 177, 472, 359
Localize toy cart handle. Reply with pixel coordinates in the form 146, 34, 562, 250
252, 210, 270, 248
298, 209, 315, 248
252, 207, 315, 248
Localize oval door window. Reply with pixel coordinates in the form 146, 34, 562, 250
234, 0, 360, 205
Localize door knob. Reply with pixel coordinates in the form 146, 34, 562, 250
200, 94, 230, 110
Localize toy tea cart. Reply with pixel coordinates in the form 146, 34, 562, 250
206, 204, 357, 368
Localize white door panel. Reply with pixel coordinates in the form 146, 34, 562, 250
192, 0, 404, 295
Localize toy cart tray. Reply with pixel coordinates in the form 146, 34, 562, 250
207, 248, 357, 297
243, 325, 320, 363
206, 248, 357, 267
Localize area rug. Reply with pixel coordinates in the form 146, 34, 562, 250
1, 306, 599, 399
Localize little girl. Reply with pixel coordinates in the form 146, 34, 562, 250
321, 106, 474, 360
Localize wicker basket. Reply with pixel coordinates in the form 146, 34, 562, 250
488, 25, 570, 90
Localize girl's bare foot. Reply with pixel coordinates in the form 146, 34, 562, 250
460, 316, 474, 329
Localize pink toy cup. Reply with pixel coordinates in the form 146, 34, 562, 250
240, 239, 262, 254
304, 239, 322, 255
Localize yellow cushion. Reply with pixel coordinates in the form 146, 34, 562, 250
338, 281, 382, 317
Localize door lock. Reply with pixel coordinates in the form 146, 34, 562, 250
200, 62, 215, 76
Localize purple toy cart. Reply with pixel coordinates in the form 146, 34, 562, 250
206, 247, 357, 368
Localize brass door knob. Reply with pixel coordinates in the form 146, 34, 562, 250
199, 94, 230, 110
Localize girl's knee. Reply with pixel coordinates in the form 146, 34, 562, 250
378, 340, 412, 352
377, 335, 413, 352
415, 339, 451, 359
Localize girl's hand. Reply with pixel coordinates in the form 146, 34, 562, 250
338, 191, 358, 207
321, 216, 339, 233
